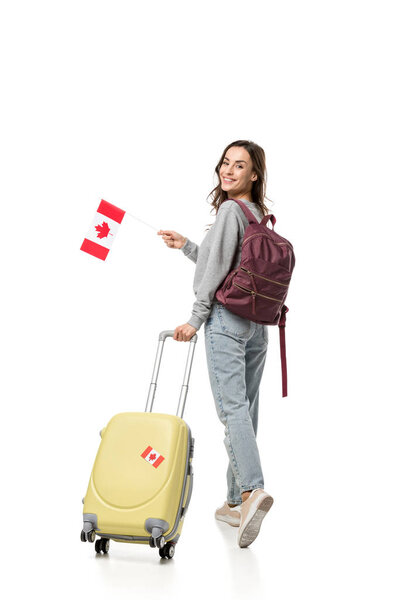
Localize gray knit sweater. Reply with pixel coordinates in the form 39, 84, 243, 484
180, 199, 265, 330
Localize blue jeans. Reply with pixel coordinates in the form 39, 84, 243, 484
204, 300, 269, 505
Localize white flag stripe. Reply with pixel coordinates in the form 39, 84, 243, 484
85, 213, 121, 250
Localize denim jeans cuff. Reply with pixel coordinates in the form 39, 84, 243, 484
239, 484, 264, 495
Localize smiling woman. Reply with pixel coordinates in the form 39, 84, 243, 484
157, 140, 276, 549
219, 147, 256, 195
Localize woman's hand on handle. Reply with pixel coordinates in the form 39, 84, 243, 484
173, 323, 197, 342
157, 230, 187, 249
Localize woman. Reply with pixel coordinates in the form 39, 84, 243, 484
157, 140, 274, 548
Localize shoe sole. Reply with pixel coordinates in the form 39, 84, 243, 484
238, 495, 274, 547
215, 514, 240, 527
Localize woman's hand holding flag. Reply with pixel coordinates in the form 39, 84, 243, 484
157, 229, 187, 249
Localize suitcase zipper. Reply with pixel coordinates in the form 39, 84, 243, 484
240, 266, 289, 287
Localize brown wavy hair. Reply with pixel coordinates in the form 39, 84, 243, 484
205, 139, 273, 230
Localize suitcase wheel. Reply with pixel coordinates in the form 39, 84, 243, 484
159, 542, 175, 559
149, 528, 166, 549
95, 538, 110, 554
83, 530, 96, 543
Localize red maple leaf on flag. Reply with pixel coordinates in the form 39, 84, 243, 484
95, 221, 112, 239
149, 453, 157, 461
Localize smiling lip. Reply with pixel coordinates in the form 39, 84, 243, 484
223, 177, 235, 182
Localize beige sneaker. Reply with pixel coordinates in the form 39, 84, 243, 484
215, 501, 241, 526
237, 489, 274, 548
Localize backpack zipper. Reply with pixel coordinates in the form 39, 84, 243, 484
240, 266, 289, 287
233, 282, 281, 303
242, 232, 292, 249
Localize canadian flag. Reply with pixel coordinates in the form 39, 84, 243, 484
141, 445, 165, 468
80, 200, 126, 261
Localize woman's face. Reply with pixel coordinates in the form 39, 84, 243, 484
219, 146, 257, 198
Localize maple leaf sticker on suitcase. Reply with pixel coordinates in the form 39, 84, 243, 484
141, 445, 165, 468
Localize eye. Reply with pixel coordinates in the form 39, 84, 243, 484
222, 160, 242, 168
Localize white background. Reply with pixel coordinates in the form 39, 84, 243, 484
1, 1, 399, 598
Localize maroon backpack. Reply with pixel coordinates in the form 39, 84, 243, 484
215, 198, 295, 397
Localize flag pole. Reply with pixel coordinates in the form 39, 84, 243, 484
125, 211, 159, 232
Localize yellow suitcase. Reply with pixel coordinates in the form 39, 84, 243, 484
81, 330, 197, 560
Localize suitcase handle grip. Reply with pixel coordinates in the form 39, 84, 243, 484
145, 330, 198, 418
158, 330, 198, 343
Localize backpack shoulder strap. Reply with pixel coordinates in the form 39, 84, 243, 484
224, 198, 277, 230
279, 305, 289, 397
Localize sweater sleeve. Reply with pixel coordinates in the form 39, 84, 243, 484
187, 205, 241, 330
180, 238, 199, 263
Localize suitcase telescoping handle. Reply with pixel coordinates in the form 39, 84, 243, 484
145, 330, 198, 419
